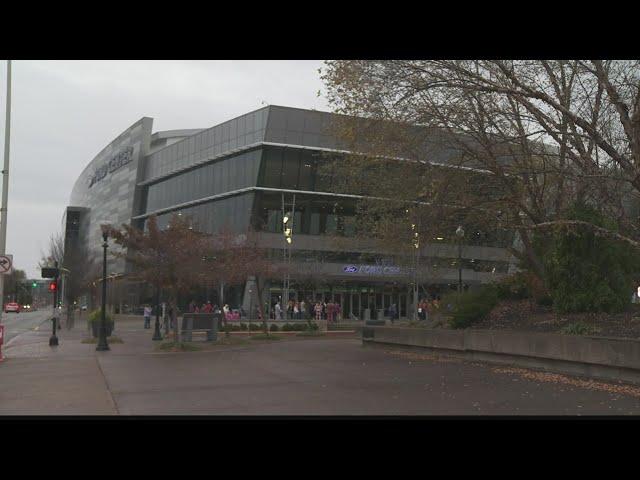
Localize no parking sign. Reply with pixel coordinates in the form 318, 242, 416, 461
0, 255, 12, 275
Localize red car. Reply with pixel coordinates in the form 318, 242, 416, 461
4, 302, 21, 313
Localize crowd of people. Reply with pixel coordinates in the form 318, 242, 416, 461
272, 299, 341, 323
417, 296, 441, 321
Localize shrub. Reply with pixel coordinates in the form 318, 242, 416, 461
445, 285, 499, 329
282, 323, 292, 331
302, 322, 319, 331
494, 272, 531, 300
269, 323, 279, 332
88, 309, 113, 324
249, 323, 261, 331
239, 323, 247, 331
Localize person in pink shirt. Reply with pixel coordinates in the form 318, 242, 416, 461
202, 301, 213, 313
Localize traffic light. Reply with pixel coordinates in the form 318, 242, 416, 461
48, 281, 57, 292
32, 282, 37, 288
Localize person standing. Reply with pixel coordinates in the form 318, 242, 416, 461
389, 303, 397, 324
203, 301, 213, 313
300, 299, 307, 320
314, 302, 323, 321
293, 301, 300, 320
275, 301, 283, 320
327, 301, 335, 324
143, 304, 152, 329
188, 300, 197, 313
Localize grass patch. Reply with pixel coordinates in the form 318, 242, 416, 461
250, 334, 282, 341
296, 331, 326, 337
214, 336, 250, 346
82, 336, 123, 344
560, 322, 601, 336
156, 341, 202, 352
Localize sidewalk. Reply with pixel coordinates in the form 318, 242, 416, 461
0, 316, 155, 415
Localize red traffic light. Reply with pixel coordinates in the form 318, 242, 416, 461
48, 282, 57, 291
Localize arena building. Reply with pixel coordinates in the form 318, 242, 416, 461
64, 105, 516, 319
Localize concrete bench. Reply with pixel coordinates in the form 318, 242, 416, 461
181, 313, 220, 342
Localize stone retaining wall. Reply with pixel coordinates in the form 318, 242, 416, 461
362, 326, 640, 384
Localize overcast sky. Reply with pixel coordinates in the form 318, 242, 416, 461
0, 60, 329, 278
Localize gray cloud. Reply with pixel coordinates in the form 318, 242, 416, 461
0, 60, 329, 278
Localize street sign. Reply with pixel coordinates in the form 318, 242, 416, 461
0, 255, 12, 275
41, 267, 59, 278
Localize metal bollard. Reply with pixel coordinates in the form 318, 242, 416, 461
0, 324, 5, 362
49, 317, 59, 346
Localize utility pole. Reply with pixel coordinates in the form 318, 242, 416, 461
0, 60, 12, 321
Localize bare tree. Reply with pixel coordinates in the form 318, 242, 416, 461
322, 60, 640, 284
37, 232, 64, 269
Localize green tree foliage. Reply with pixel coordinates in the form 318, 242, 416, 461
543, 202, 640, 313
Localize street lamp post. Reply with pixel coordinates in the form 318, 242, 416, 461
96, 227, 110, 351
456, 226, 465, 294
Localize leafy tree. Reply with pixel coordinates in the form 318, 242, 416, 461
106, 214, 212, 343
543, 202, 640, 313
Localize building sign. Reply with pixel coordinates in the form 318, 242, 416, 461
342, 264, 402, 275
88, 146, 134, 188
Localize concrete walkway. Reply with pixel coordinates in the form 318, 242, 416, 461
2, 316, 640, 415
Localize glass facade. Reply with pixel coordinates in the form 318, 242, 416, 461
258, 146, 338, 192
144, 149, 261, 214
144, 108, 268, 181
150, 193, 255, 234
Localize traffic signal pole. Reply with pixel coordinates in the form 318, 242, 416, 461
49, 262, 59, 346
0, 60, 12, 323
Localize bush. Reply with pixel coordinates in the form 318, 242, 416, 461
303, 322, 319, 331
494, 272, 531, 300
239, 323, 247, 331
282, 323, 292, 331
249, 323, 262, 331
445, 285, 499, 329
269, 323, 279, 332
88, 309, 113, 324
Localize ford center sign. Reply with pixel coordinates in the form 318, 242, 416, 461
342, 264, 402, 275
88, 146, 134, 188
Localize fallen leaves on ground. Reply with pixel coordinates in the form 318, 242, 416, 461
383, 350, 461, 364
492, 367, 640, 399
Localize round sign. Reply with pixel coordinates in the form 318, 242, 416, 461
0, 255, 12, 274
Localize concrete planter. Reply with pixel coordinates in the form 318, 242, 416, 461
90, 322, 114, 338
362, 326, 640, 384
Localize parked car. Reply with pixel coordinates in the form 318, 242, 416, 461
4, 302, 21, 313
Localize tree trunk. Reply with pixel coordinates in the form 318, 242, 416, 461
255, 277, 269, 335
170, 297, 180, 344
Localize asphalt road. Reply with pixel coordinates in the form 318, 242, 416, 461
1, 309, 53, 344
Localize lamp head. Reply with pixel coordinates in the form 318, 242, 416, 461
455, 226, 465, 238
